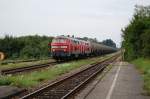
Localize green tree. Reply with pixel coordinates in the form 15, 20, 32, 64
141, 29, 150, 57
102, 39, 116, 48
122, 5, 150, 60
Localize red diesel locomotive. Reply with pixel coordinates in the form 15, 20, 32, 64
49, 36, 116, 60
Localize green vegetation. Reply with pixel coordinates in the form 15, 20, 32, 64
132, 58, 150, 95
0, 54, 112, 88
122, 5, 150, 61
0, 35, 53, 59
102, 39, 116, 48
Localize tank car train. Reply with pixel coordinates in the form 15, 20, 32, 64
49, 36, 117, 60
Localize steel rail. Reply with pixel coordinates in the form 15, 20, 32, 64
20, 55, 118, 99
1, 62, 58, 75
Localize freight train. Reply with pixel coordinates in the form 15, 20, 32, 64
49, 36, 117, 60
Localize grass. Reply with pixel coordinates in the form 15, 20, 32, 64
132, 58, 150, 95
0, 54, 114, 88
0, 59, 54, 70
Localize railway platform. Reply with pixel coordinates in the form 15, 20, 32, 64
75, 61, 150, 99
0, 86, 25, 99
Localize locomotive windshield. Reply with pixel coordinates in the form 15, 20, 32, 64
52, 38, 66, 43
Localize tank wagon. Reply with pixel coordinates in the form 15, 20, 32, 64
49, 36, 117, 60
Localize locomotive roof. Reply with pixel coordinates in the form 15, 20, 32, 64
55, 36, 117, 51
56, 36, 89, 43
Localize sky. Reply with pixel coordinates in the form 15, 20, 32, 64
0, 0, 150, 47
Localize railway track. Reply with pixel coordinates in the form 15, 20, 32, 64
0, 55, 114, 75
1, 62, 58, 75
0, 58, 52, 65
20, 55, 119, 99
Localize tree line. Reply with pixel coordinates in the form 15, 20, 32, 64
122, 5, 150, 61
0, 35, 53, 59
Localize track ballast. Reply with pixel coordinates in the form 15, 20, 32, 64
20, 55, 118, 99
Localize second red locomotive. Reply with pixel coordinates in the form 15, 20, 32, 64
49, 36, 116, 60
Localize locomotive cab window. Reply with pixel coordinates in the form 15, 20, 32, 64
52, 38, 67, 43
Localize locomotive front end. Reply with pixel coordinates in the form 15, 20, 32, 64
51, 36, 69, 60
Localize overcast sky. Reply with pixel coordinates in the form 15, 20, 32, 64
0, 0, 149, 47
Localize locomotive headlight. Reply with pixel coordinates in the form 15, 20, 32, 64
51, 46, 58, 48
60, 46, 67, 48
51, 46, 67, 48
